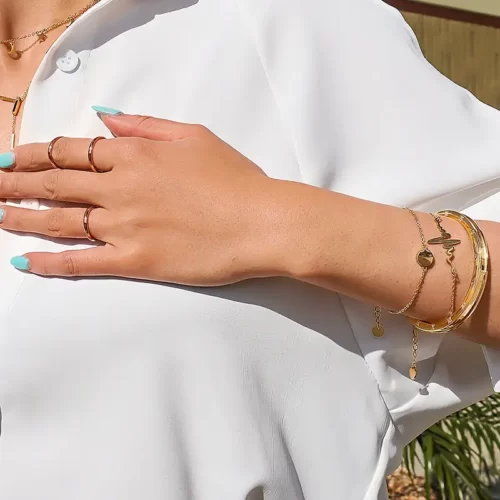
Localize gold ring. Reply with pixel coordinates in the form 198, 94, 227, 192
48, 136, 64, 169
83, 206, 98, 242
88, 136, 106, 173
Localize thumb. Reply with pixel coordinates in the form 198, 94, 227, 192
92, 106, 191, 141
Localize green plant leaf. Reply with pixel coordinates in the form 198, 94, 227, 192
402, 394, 500, 500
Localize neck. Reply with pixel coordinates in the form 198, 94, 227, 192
0, 0, 88, 40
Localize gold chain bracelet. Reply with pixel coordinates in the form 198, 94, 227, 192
372, 209, 465, 380
372, 209, 435, 379
428, 214, 461, 321
410, 210, 489, 334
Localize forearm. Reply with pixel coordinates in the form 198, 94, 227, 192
263, 179, 500, 347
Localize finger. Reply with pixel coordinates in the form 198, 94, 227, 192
0, 170, 107, 205
0, 205, 111, 241
96, 111, 199, 142
12, 246, 119, 277
7, 137, 119, 172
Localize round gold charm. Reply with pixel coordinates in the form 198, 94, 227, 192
372, 325, 384, 338
416, 248, 434, 268
409, 366, 418, 380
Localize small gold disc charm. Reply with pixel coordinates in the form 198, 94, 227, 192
409, 366, 417, 380
372, 325, 384, 338
416, 248, 434, 268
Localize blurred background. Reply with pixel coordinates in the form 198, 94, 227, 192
386, 0, 500, 109
382, 3, 500, 499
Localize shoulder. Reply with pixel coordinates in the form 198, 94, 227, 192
233, 0, 412, 42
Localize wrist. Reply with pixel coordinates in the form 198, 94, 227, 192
245, 178, 309, 280
249, 178, 346, 284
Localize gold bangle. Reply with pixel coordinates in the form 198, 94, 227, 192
411, 210, 489, 334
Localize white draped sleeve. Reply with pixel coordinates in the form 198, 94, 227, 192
237, 0, 500, 445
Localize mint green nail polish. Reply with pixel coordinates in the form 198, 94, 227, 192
10, 256, 30, 271
0, 208, 4, 223
0, 151, 15, 169
91, 105, 123, 116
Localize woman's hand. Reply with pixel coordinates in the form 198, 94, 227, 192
0, 112, 286, 285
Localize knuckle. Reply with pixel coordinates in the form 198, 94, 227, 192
0, 174, 21, 198
134, 115, 158, 133
42, 170, 61, 200
46, 208, 64, 237
190, 123, 209, 138
121, 138, 151, 163
62, 252, 80, 276
52, 137, 71, 166
15, 144, 35, 170
40, 257, 51, 276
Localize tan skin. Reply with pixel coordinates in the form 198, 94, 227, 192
0, 0, 81, 152
0, 1, 499, 352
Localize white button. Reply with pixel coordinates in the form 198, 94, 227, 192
20, 199, 40, 210
56, 50, 80, 73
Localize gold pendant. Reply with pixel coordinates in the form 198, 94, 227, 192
372, 325, 384, 338
66, 19, 74, 27
2, 41, 20, 60
38, 33, 48, 43
409, 366, 417, 380
416, 248, 434, 268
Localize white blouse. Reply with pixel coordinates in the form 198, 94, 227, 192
0, 0, 499, 498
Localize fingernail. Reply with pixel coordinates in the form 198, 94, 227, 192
0, 151, 15, 169
91, 105, 123, 116
0, 208, 4, 223
10, 256, 30, 271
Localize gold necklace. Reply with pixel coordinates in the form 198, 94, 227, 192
0, 82, 31, 149
0, 0, 101, 59
0, 0, 102, 148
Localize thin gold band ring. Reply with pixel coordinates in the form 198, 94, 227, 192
48, 136, 64, 169
83, 206, 98, 242
88, 136, 106, 173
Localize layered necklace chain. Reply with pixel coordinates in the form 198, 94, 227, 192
0, 84, 30, 149
0, 0, 101, 148
0, 0, 100, 60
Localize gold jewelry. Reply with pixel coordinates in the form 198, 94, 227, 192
388, 209, 434, 315
88, 137, 106, 172
372, 306, 384, 337
411, 210, 489, 334
372, 209, 436, 381
1, 0, 101, 59
48, 136, 65, 169
0, 82, 31, 149
83, 206, 98, 242
372, 209, 434, 338
409, 327, 419, 380
428, 214, 461, 320
0, 2, 102, 147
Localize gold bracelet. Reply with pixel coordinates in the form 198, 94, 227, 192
389, 209, 435, 315
372, 208, 434, 339
372, 208, 436, 380
410, 210, 489, 334
428, 213, 461, 321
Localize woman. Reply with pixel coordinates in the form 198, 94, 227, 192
0, 0, 499, 498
